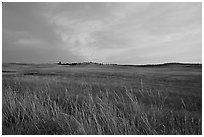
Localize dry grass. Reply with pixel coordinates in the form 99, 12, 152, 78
2, 76, 202, 135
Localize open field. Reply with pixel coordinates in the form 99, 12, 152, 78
2, 63, 202, 135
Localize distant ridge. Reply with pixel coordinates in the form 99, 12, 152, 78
120, 62, 202, 67
57, 61, 202, 67
2, 62, 202, 67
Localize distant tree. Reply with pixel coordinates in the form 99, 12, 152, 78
58, 61, 62, 65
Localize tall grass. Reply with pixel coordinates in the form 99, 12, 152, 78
2, 78, 202, 135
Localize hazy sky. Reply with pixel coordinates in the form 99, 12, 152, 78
2, 2, 202, 64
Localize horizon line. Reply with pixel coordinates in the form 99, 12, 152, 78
2, 61, 202, 66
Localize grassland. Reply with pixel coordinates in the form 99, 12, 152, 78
2, 63, 202, 135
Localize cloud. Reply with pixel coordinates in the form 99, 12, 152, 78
47, 3, 151, 61
3, 29, 43, 47
2, 2, 202, 64
12, 38, 43, 46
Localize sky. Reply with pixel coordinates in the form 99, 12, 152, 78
2, 2, 202, 64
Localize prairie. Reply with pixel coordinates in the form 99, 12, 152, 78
2, 63, 202, 135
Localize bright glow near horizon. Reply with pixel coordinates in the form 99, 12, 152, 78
2, 2, 202, 64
